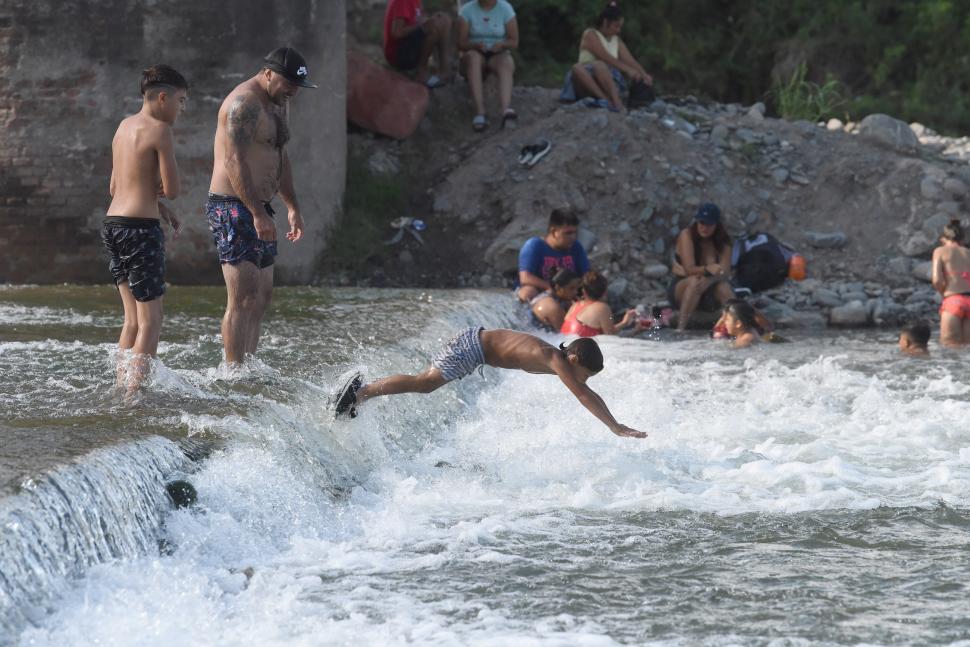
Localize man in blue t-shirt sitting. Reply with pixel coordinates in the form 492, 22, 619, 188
517, 209, 591, 302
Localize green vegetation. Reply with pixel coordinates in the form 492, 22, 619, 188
325, 153, 405, 273
509, 0, 970, 134
772, 63, 846, 123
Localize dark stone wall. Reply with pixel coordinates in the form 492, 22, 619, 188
0, 0, 346, 285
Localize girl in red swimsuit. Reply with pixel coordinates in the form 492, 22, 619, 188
561, 271, 638, 337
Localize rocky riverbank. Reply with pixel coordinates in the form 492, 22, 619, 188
337, 74, 969, 329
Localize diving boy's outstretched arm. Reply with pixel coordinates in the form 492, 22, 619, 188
553, 360, 647, 438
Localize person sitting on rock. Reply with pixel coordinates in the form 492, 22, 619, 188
721, 300, 761, 348
517, 209, 590, 303
898, 320, 931, 357
458, 0, 519, 132
561, 271, 638, 337
931, 218, 970, 347
559, 1, 653, 112
531, 267, 581, 331
383, 0, 453, 88
669, 203, 734, 331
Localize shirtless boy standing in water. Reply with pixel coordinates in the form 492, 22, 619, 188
207, 47, 316, 366
334, 328, 646, 438
102, 65, 187, 396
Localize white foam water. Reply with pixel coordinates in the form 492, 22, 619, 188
4, 288, 970, 645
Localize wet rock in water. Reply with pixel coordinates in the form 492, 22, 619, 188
912, 261, 933, 282
813, 288, 844, 308
858, 114, 920, 153
166, 480, 198, 509
806, 230, 848, 249
829, 301, 870, 326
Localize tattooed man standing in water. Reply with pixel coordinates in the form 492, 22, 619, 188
206, 47, 317, 366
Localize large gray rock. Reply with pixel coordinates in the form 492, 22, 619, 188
920, 176, 943, 200
922, 212, 952, 238
829, 300, 870, 326
484, 217, 545, 271
944, 177, 969, 197
899, 230, 937, 257
858, 114, 920, 153
806, 231, 848, 249
912, 261, 933, 283
814, 288, 844, 308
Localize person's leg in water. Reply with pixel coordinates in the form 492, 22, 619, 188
221, 261, 262, 365
674, 275, 713, 331
488, 51, 515, 119
940, 311, 965, 348
245, 264, 274, 356
115, 281, 139, 386
461, 50, 487, 125
127, 296, 163, 396
356, 367, 449, 402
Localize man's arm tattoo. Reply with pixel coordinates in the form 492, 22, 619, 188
227, 96, 261, 146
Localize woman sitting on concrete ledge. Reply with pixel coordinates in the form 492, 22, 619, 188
669, 203, 735, 331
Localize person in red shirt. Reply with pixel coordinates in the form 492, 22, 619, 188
383, 0, 453, 87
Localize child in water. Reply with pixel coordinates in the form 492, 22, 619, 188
898, 321, 930, 357
333, 328, 646, 438
721, 300, 762, 348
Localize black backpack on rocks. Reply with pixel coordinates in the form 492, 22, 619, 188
731, 232, 796, 293
627, 80, 656, 110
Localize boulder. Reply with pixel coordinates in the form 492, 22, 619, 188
858, 114, 920, 153
943, 177, 969, 197
346, 50, 429, 140
813, 288, 843, 308
484, 216, 544, 271
920, 176, 943, 200
912, 261, 933, 283
643, 262, 670, 279
829, 300, 870, 326
899, 230, 936, 257
922, 212, 952, 238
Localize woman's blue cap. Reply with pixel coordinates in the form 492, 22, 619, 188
694, 203, 721, 225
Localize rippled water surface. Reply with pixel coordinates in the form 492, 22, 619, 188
2, 285, 970, 646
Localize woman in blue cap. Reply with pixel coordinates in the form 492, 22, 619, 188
669, 203, 734, 331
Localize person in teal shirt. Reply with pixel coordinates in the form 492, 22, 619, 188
458, 0, 518, 132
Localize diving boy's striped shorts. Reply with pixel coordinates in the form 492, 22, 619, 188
432, 327, 486, 382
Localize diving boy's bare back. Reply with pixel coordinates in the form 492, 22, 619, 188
339, 328, 646, 438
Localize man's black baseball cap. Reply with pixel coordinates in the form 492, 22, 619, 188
263, 47, 318, 88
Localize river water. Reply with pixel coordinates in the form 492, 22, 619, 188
1, 285, 969, 646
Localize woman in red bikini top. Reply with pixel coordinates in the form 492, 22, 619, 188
561, 271, 638, 337
932, 218, 970, 347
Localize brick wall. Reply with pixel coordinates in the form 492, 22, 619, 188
0, 0, 346, 285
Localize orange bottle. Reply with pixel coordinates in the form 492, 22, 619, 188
788, 254, 806, 281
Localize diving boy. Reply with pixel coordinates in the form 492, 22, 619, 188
898, 321, 930, 357
102, 65, 187, 395
334, 328, 646, 438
